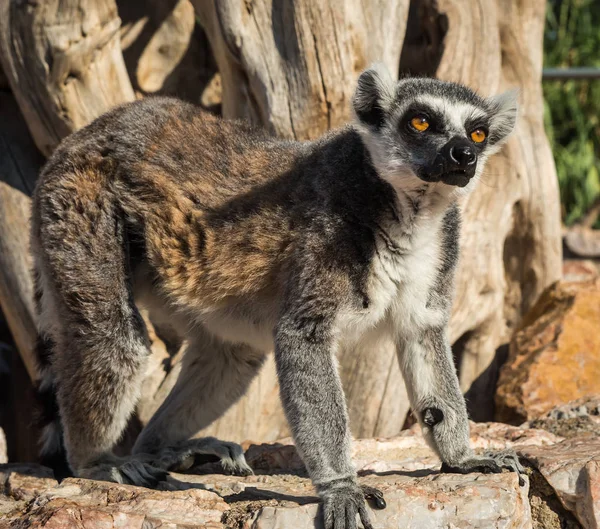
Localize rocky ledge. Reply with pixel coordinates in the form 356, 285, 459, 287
2, 408, 599, 529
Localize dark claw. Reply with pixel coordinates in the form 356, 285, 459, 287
483, 451, 526, 487
441, 451, 527, 487
361, 485, 386, 509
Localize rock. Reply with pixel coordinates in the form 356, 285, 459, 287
563, 259, 599, 282
219, 473, 530, 529
564, 227, 600, 258
0, 464, 59, 522
525, 395, 600, 439
0, 463, 57, 501
495, 279, 600, 424
0, 465, 228, 528
0, 423, 566, 529
8, 419, 600, 528
519, 436, 600, 529
243, 422, 561, 476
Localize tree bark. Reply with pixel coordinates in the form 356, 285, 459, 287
0, 2, 174, 458
0, 90, 180, 457
0, 0, 137, 380
436, 0, 562, 399
118, 0, 220, 108
0, 0, 135, 157
192, 0, 409, 139
0, 93, 45, 382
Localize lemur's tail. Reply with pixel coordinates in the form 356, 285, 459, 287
34, 333, 71, 479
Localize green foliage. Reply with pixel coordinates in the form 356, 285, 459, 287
543, 0, 600, 226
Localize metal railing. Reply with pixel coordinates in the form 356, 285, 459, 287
543, 67, 600, 80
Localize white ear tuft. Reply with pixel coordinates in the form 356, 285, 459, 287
487, 89, 519, 145
352, 63, 396, 129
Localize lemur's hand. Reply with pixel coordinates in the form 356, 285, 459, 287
441, 449, 526, 486
319, 478, 385, 529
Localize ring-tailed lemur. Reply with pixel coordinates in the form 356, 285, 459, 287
32, 63, 523, 529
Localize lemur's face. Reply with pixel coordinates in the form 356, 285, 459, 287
352, 65, 518, 192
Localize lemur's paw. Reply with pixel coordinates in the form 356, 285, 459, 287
441, 450, 526, 486
320, 479, 376, 529
79, 459, 168, 488
153, 437, 253, 477
361, 485, 386, 510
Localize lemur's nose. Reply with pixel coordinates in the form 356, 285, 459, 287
449, 144, 476, 167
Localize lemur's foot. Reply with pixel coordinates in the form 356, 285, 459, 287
152, 437, 253, 476
319, 478, 382, 529
441, 450, 526, 486
79, 456, 168, 488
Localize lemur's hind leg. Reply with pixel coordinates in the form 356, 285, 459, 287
133, 328, 265, 476
33, 179, 164, 487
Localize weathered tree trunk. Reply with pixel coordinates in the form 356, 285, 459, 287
0, 0, 137, 381
0, 0, 135, 157
0, 1, 180, 458
117, 0, 220, 108
0, 93, 45, 382
193, 0, 408, 140
190, 0, 561, 441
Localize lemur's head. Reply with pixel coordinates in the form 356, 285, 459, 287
352, 64, 518, 193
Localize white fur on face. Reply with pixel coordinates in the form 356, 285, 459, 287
412, 96, 487, 132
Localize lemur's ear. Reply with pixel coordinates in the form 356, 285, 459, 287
487, 89, 519, 146
352, 63, 396, 129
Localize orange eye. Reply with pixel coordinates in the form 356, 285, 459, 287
411, 116, 429, 132
470, 129, 487, 143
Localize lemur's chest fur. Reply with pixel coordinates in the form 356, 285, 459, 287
337, 196, 450, 348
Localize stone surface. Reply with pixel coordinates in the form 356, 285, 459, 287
495, 279, 600, 424
0, 465, 532, 529
520, 437, 600, 529
5, 419, 600, 528
564, 227, 600, 258
563, 259, 599, 282
242, 422, 561, 477
215, 473, 530, 529
0, 423, 566, 529
525, 395, 600, 439
0, 467, 228, 528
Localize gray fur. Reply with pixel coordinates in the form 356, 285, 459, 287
32, 64, 519, 529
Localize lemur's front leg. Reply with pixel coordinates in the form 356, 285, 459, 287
275, 300, 385, 529
398, 327, 525, 484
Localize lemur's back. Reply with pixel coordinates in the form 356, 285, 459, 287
35, 97, 301, 209
32, 97, 309, 312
